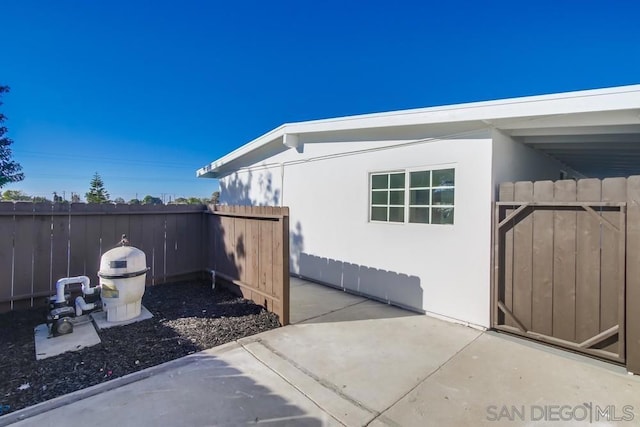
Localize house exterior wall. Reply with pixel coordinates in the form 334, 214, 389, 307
219, 136, 494, 328
491, 129, 572, 193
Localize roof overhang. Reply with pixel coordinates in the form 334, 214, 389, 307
197, 84, 640, 179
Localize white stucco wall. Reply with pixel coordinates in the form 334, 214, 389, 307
219, 136, 494, 328
491, 129, 573, 194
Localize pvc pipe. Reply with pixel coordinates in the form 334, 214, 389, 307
82, 281, 100, 295
75, 296, 96, 316
54, 276, 91, 303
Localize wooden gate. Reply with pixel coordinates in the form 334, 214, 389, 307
494, 178, 626, 362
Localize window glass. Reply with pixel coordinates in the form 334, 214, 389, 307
410, 171, 430, 188
409, 207, 429, 223
371, 191, 388, 205
432, 188, 454, 205
389, 207, 405, 222
371, 175, 388, 189
389, 173, 405, 189
389, 190, 405, 205
371, 206, 387, 221
433, 169, 455, 187
410, 189, 430, 205
432, 207, 454, 224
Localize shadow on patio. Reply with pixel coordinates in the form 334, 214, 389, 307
289, 276, 420, 324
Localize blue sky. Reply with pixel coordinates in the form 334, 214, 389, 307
2, 0, 639, 201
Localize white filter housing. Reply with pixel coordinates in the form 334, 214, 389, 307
98, 246, 148, 322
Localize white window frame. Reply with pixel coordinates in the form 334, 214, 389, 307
369, 166, 455, 225
369, 170, 406, 223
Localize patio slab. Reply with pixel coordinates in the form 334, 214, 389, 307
9, 342, 340, 427
34, 321, 101, 360
9, 278, 640, 427
242, 298, 482, 416
289, 276, 367, 324
371, 331, 640, 426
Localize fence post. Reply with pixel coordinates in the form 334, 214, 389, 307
626, 176, 640, 373
280, 212, 290, 325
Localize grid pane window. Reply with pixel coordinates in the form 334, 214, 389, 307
370, 172, 405, 223
370, 168, 455, 225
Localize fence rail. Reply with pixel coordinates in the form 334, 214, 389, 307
0, 202, 290, 325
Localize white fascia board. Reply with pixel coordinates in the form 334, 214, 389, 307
197, 84, 640, 178
196, 125, 286, 177
285, 85, 640, 133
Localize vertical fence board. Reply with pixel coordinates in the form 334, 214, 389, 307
513, 182, 533, 331
280, 214, 290, 325
222, 216, 235, 277
69, 205, 88, 277
0, 203, 15, 311
601, 178, 626, 355
31, 205, 52, 305
83, 205, 103, 284
99, 204, 118, 252
185, 212, 201, 274
139, 207, 157, 286
208, 213, 220, 272
249, 218, 260, 288
13, 204, 35, 309
153, 214, 167, 284
50, 204, 70, 287
272, 217, 284, 298
114, 204, 131, 248
259, 220, 274, 296
165, 214, 178, 278
499, 182, 515, 327
575, 179, 602, 343
626, 176, 640, 373
553, 180, 577, 341
236, 216, 247, 283
531, 181, 554, 336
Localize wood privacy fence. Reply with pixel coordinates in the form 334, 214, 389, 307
494, 176, 640, 374
208, 205, 290, 325
0, 203, 290, 325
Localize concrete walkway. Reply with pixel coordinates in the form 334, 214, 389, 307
3, 277, 640, 426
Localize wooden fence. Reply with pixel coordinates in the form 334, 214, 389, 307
0, 202, 290, 325
494, 177, 640, 374
207, 205, 290, 325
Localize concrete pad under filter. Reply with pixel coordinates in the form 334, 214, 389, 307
34, 321, 101, 360
90, 305, 153, 330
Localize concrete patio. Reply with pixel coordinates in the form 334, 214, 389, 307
3, 277, 640, 426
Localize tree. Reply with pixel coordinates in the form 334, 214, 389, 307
211, 191, 220, 205
142, 195, 163, 205
2, 189, 31, 201
128, 198, 141, 205
113, 197, 125, 204
0, 86, 24, 188
71, 193, 81, 203
85, 172, 110, 203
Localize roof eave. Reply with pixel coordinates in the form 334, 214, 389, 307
197, 84, 640, 178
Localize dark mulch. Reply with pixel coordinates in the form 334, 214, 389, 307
0, 281, 280, 415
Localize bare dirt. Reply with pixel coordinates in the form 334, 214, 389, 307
0, 281, 280, 415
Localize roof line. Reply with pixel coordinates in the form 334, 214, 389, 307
197, 84, 640, 178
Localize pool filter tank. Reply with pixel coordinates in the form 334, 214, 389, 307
98, 243, 149, 322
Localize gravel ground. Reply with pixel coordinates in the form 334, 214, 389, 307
0, 281, 281, 415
